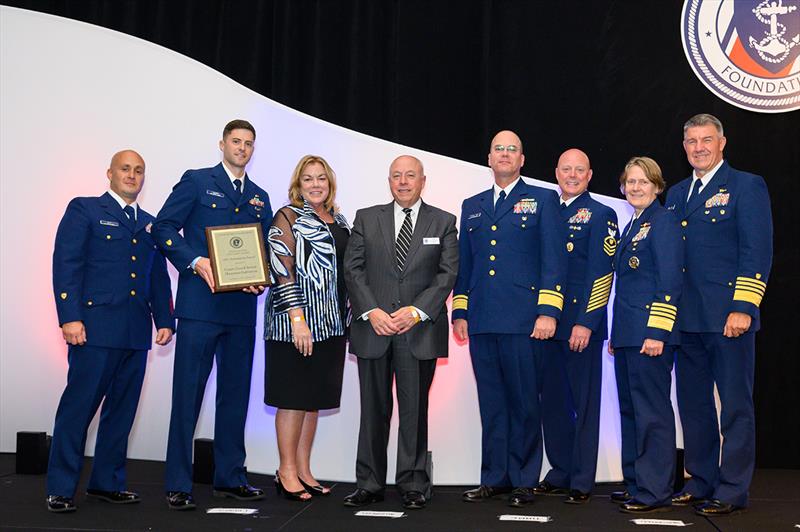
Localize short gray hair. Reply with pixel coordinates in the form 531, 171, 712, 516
683, 113, 724, 137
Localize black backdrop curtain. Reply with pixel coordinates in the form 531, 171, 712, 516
4, 0, 798, 468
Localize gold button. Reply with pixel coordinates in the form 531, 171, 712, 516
235, 207, 240, 213
212, 203, 217, 208
106, 235, 111, 240
166, 239, 172, 246
712, 218, 716, 222
132, 238, 137, 244
489, 269, 495, 276
193, 270, 198, 275
130, 272, 136, 279
531, 286, 535, 291
728, 282, 733, 286
556, 285, 561, 291
570, 234, 574, 238
682, 268, 686, 272
705, 210, 710, 215
257, 214, 261, 218
681, 220, 687, 227
755, 273, 762, 279
491, 225, 497, 231
490, 239, 497, 246
573, 298, 577, 303
87, 301, 93, 306
683, 236, 686, 240
720, 209, 725, 215
522, 216, 528, 221
60, 292, 67, 300
131, 255, 137, 261
521, 224, 526, 228
646, 304, 650, 309
130, 290, 136, 296
490, 255, 496, 261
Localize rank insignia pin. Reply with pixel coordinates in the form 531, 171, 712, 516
628, 256, 640, 269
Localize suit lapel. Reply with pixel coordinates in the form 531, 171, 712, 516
671, 179, 690, 218
239, 175, 255, 206
212, 163, 240, 203
134, 208, 152, 234
377, 202, 396, 265
99, 192, 131, 231
621, 201, 657, 252
401, 202, 433, 271
479, 189, 494, 218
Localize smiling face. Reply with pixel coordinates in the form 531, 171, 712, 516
555, 148, 592, 200
219, 128, 255, 175
299, 161, 330, 210
488, 130, 525, 183
389, 155, 425, 208
107, 150, 145, 203
683, 124, 726, 177
623, 165, 660, 214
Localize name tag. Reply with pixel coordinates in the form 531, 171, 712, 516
99, 220, 119, 227
423, 237, 440, 245
206, 190, 225, 198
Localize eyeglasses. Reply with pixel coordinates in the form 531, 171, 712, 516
493, 144, 520, 153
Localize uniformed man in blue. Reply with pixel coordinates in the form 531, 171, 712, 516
47, 150, 174, 513
610, 156, 683, 514
154, 120, 273, 510
535, 149, 617, 504
454, 130, 566, 507
666, 114, 773, 516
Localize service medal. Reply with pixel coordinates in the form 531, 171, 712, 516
628, 256, 640, 269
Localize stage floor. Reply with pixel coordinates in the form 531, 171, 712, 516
0, 454, 797, 531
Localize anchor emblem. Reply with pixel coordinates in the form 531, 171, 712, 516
748, 0, 800, 64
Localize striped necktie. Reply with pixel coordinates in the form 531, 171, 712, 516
396, 208, 413, 271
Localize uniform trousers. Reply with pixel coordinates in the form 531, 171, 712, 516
675, 331, 755, 507
469, 333, 542, 488
164, 318, 255, 492
539, 339, 602, 493
614, 346, 676, 506
355, 334, 436, 496
47, 344, 147, 497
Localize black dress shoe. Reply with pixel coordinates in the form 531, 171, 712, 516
610, 490, 633, 504
694, 499, 745, 516
86, 489, 141, 504
564, 489, 591, 504
619, 499, 672, 514
343, 488, 384, 507
508, 487, 536, 507
166, 491, 196, 511
46, 495, 76, 513
462, 485, 512, 502
402, 490, 426, 510
213, 484, 265, 500
671, 491, 704, 506
533, 480, 569, 496
299, 477, 331, 496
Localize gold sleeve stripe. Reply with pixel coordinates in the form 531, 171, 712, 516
736, 276, 766, 289
587, 288, 611, 303
586, 296, 611, 313
538, 290, 564, 311
647, 315, 675, 332
735, 278, 766, 295
649, 309, 677, 320
592, 273, 614, 287
452, 295, 468, 311
733, 289, 763, 306
651, 302, 677, 315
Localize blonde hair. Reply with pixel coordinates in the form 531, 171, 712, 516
619, 156, 666, 194
288, 155, 338, 212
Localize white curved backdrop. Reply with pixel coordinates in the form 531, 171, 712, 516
1, 6, 683, 484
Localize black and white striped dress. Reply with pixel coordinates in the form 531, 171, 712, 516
263, 202, 350, 410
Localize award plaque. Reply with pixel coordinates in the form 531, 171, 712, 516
205, 223, 270, 292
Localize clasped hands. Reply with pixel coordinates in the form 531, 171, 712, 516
368, 307, 420, 336
194, 257, 264, 295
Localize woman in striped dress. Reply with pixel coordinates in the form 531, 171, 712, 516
264, 155, 350, 501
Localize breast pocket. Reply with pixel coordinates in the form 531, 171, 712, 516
510, 213, 539, 252
89, 223, 126, 259
466, 216, 484, 250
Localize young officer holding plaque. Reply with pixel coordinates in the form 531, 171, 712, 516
153, 119, 273, 511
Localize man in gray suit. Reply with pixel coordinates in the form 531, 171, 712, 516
343, 155, 459, 510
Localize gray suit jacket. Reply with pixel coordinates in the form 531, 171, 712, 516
344, 200, 459, 360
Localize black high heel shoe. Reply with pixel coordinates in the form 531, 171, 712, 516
274, 471, 311, 502
299, 476, 331, 497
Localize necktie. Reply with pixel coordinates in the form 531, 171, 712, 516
396, 208, 413, 271
123, 205, 136, 228
494, 190, 507, 215
233, 178, 243, 200
687, 178, 702, 204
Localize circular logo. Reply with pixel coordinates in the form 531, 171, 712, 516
229, 237, 243, 248
681, 0, 800, 113
628, 256, 640, 270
